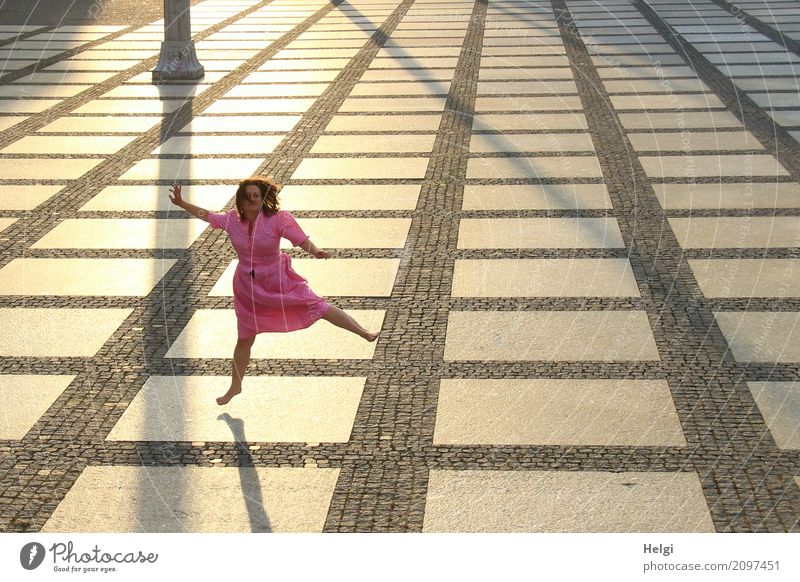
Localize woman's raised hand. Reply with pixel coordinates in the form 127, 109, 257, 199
168, 183, 183, 206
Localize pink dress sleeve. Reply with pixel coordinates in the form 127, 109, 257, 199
207, 208, 236, 231
280, 211, 309, 247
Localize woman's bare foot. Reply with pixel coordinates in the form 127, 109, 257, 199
363, 330, 380, 342
216, 386, 241, 405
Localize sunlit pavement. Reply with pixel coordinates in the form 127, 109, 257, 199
0, 0, 798, 532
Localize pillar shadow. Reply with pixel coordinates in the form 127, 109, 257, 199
136, 78, 202, 533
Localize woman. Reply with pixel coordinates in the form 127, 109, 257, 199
169, 176, 380, 405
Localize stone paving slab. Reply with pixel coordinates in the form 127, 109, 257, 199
689, 259, 800, 298
733, 77, 800, 91
1, 134, 138, 154
309, 134, 436, 153
471, 112, 588, 130
277, 218, 411, 249
0, 308, 131, 357
597, 65, 696, 78
715, 311, 800, 363
746, 382, 800, 450
443, 310, 660, 362
41, 466, 339, 533
71, 99, 185, 114
669, 217, 800, 249
337, 97, 447, 112
223, 83, 328, 97
37, 116, 161, 133
434, 378, 685, 446
466, 156, 602, 178
457, 218, 624, 249
102, 84, 211, 103
766, 110, 800, 127
469, 132, 594, 152
618, 111, 742, 129
0, 217, 19, 234
478, 67, 575, 80
0, 184, 63, 210
30, 219, 210, 250
451, 258, 640, 297
474, 95, 583, 110
480, 55, 570, 67
290, 157, 430, 179
627, 131, 763, 151
323, 114, 441, 132
151, 135, 285, 155
0, 375, 76, 439
279, 184, 419, 210
0, 117, 28, 131
42, 59, 143, 71
0, 99, 60, 113
247, 57, 346, 71
179, 115, 301, 133
349, 80, 452, 96
106, 375, 365, 443
476, 80, 578, 94
80, 185, 234, 212
204, 98, 318, 114
639, 154, 788, 177
0, 158, 103, 179
479, 46, 566, 56
423, 470, 714, 532
749, 93, 800, 108
119, 158, 264, 181
462, 183, 611, 209
652, 182, 800, 209
13, 71, 117, 84
0, 258, 176, 296
360, 68, 455, 81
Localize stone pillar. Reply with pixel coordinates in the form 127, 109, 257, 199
152, 0, 204, 81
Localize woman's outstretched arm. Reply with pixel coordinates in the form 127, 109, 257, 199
299, 237, 331, 259
168, 183, 211, 222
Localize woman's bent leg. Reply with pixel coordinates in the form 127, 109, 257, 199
217, 336, 256, 405
322, 305, 379, 341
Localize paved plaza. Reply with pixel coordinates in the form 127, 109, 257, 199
0, 0, 799, 532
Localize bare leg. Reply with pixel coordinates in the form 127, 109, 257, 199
322, 305, 380, 341
217, 336, 255, 405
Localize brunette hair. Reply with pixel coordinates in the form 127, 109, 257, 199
235, 176, 282, 220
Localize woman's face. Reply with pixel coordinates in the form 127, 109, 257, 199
244, 184, 263, 211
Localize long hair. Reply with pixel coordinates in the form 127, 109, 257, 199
235, 176, 282, 220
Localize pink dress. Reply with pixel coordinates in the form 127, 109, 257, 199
207, 208, 332, 338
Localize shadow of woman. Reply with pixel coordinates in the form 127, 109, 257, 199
218, 412, 272, 533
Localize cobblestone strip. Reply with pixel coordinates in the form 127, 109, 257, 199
554, 0, 799, 532
0, 0, 274, 147
708, 0, 800, 56
632, 0, 800, 181
320, 0, 488, 532
0, 0, 363, 533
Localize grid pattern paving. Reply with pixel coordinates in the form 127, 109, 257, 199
0, 0, 798, 532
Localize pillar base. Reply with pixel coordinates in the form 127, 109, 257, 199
152, 41, 205, 82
